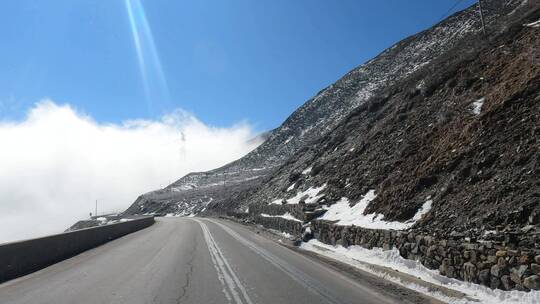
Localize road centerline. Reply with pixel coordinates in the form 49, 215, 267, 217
194, 219, 254, 304
202, 218, 348, 304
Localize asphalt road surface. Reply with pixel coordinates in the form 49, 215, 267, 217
0, 218, 415, 304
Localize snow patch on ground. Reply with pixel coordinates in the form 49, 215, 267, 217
287, 183, 296, 192
283, 136, 294, 145
270, 198, 284, 205
251, 167, 267, 171
524, 19, 540, 28
302, 167, 312, 175
301, 240, 540, 304
260, 212, 302, 222
270, 184, 326, 205
171, 183, 197, 191
280, 232, 292, 238
93, 217, 135, 225
471, 97, 485, 115
319, 190, 432, 230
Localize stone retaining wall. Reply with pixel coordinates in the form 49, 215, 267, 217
253, 215, 303, 236
310, 220, 540, 291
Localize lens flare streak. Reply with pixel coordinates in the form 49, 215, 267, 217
125, 0, 170, 113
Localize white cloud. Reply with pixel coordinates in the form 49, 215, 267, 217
0, 100, 262, 244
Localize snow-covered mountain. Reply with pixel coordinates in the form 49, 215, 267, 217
124, 0, 528, 218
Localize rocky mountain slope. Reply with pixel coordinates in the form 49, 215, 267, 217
227, 0, 539, 233
215, 1, 540, 292
125, 0, 530, 217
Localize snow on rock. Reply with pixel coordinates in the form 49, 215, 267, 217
301, 240, 540, 304
471, 97, 485, 115
411, 199, 432, 223
260, 212, 302, 222
319, 190, 432, 230
302, 167, 312, 175
270, 184, 326, 205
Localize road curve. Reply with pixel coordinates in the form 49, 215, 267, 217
0, 218, 410, 304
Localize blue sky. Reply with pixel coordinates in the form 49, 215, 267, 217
0, 0, 477, 131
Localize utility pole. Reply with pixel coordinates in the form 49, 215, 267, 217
95, 200, 98, 217
478, 0, 486, 36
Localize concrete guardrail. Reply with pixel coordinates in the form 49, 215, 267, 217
0, 216, 155, 284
